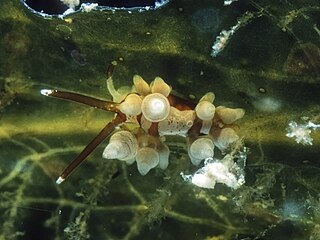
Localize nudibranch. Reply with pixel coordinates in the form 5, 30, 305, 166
41, 63, 245, 184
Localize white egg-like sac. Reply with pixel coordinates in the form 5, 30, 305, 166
215, 106, 245, 124
119, 93, 142, 116
195, 100, 215, 121
102, 131, 138, 162
133, 75, 150, 96
141, 93, 170, 122
213, 127, 239, 152
135, 147, 160, 175
150, 77, 171, 97
188, 137, 214, 165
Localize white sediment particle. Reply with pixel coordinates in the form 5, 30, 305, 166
60, 0, 80, 9
155, 0, 170, 9
81, 3, 98, 13
61, 8, 76, 18
211, 25, 239, 58
286, 120, 320, 145
59, 0, 80, 17
224, 0, 239, 6
181, 148, 247, 190
40, 89, 54, 96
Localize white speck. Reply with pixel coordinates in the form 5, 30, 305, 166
40, 89, 54, 96
224, 0, 239, 6
56, 176, 65, 184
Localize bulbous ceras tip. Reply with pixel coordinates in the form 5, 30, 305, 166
102, 131, 138, 163
133, 75, 150, 96
215, 106, 245, 125
213, 127, 239, 152
188, 137, 215, 165
118, 93, 142, 116
150, 77, 171, 97
195, 100, 215, 121
135, 147, 160, 175
141, 93, 170, 122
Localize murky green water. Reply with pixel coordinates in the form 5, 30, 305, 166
1, 0, 320, 239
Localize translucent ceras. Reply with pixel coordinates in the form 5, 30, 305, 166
41, 64, 244, 184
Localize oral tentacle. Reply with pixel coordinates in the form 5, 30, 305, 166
56, 113, 126, 184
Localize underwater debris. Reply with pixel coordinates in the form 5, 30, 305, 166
286, 119, 320, 145
81, 2, 98, 12
60, 0, 80, 10
20, 0, 170, 18
211, 29, 236, 58
211, 11, 262, 57
41, 63, 245, 184
181, 146, 247, 189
